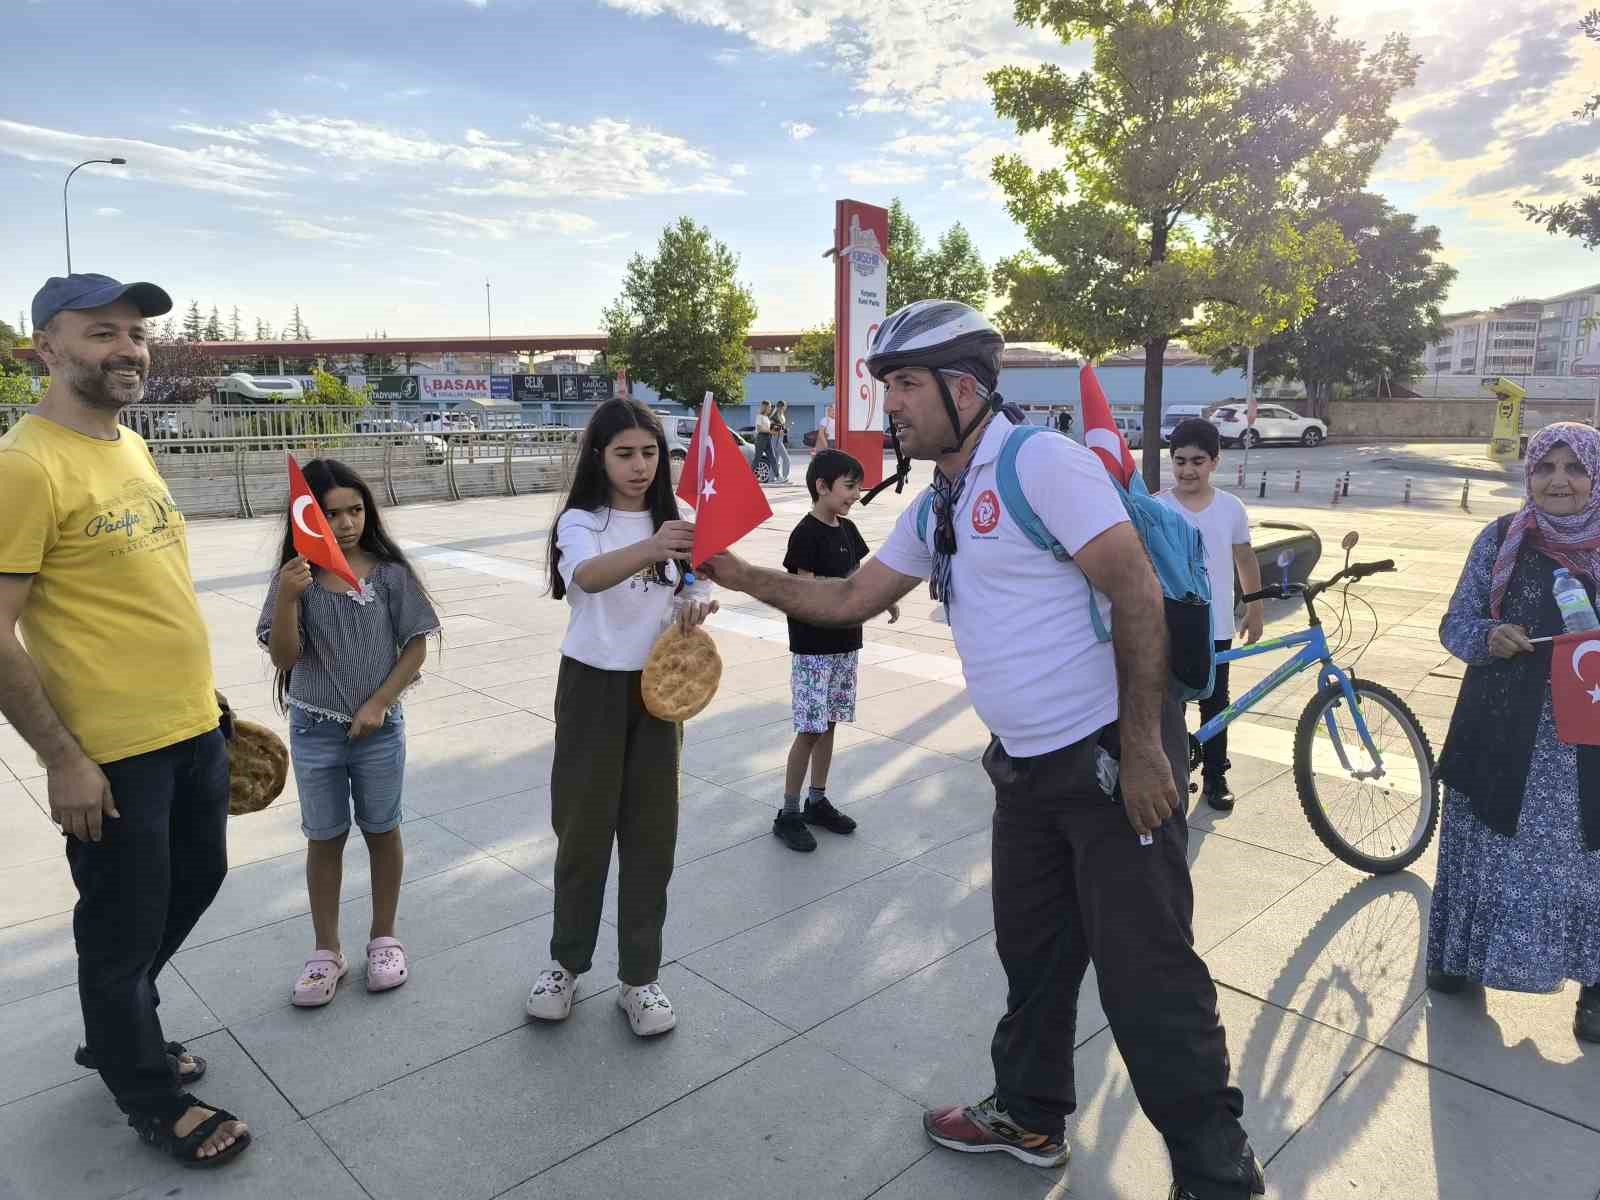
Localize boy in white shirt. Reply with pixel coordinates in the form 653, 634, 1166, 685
1157, 417, 1264, 812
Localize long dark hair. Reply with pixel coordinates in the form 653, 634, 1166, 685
547, 398, 680, 600
272, 457, 433, 708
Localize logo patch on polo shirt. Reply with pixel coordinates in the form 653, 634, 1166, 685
971, 489, 1001, 535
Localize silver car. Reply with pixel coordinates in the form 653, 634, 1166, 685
660, 414, 766, 482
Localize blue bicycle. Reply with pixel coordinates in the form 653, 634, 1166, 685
1194, 533, 1440, 874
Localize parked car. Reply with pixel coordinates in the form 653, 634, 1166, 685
416, 410, 479, 433
1158, 405, 1208, 446
1211, 404, 1327, 448
353, 417, 447, 463
660, 416, 767, 482
1112, 412, 1144, 450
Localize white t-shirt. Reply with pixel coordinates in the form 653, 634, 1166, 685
876, 420, 1129, 758
756, 413, 772, 434
1155, 489, 1249, 642
556, 505, 712, 671
821, 417, 835, 441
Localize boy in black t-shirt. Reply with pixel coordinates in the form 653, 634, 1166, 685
774, 450, 899, 851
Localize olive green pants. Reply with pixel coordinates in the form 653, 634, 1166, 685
548, 656, 680, 985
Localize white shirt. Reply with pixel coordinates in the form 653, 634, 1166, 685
876, 419, 1129, 757
1156, 489, 1249, 642
756, 413, 772, 434
821, 417, 835, 441
556, 505, 712, 671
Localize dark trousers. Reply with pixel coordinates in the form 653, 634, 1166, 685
549, 656, 680, 986
984, 696, 1257, 1200
66, 729, 230, 1121
1198, 639, 1233, 780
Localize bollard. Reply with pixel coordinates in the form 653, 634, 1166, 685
1258, 470, 1267, 499
1341, 470, 1351, 498
1331, 477, 1341, 506
1404, 477, 1412, 505
1293, 468, 1302, 493
1236, 461, 1245, 486
1460, 477, 1471, 511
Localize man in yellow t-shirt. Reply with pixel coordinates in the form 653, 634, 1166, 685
0, 274, 250, 1166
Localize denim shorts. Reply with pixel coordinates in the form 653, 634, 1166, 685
288, 708, 406, 840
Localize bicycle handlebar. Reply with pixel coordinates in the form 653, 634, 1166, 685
1238, 558, 1396, 605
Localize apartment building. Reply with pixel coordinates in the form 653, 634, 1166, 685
1429, 284, 1599, 378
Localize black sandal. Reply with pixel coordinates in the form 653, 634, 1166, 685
127, 1094, 252, 1168
74, 1041, 206, 1083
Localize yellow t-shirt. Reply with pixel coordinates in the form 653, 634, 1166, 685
0, 414, 219, 764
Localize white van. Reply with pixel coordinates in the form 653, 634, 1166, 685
1158, 405, 1207, 446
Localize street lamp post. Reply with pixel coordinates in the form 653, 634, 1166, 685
63, 157, 127, 273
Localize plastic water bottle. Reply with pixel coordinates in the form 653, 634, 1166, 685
1553, 568, 1600, 632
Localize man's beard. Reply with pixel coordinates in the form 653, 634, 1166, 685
61, 352, 146, 410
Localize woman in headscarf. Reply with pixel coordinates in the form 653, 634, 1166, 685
1434, 422, 1600, 1043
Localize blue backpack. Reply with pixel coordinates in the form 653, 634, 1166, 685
916, 423, 1215, 701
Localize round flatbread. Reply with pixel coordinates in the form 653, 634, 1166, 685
229, 719, 289, 816
641, 625, 723, 722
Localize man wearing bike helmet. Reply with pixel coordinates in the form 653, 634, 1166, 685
703, 300, 1263, 1200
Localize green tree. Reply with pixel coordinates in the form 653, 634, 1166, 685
0, 374, 35, 405
283, 306, 311, 341
181, 300, 203, 341
0, 318, 26, 376
254, 317, 272, 340
603, 217, 757, 407
988, 0, 1417, 487
795, 201, 990, 391
299, 367, 371, 407
228, 306, 244, 341
203, 306, 222, 341
792, 325, 838, 390
1209, 192, 1456, 415
1516, 9, 1600, 249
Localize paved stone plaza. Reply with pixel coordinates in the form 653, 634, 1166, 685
2, 447, 1597, 1199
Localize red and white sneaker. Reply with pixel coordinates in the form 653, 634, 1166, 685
922, 1094, 1070, 1168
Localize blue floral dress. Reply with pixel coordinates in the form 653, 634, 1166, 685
1431, 522, 1600, 991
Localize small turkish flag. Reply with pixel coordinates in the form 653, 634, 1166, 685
1080, 363, 1137, 487
675, 391, 772, 566
1552, 631, 1600, 745
287, 454, 361, 589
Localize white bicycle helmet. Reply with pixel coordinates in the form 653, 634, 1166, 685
860, 300, 1008, 503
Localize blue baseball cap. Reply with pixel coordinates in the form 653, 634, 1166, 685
32, 273, 173, 333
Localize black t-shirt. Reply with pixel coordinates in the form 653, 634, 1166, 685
784, 514, 870, 655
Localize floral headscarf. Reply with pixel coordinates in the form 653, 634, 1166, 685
1490, 421, 1600, 618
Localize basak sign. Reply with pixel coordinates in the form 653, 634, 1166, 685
832, 198, 889, 489
419, 375, 489, 399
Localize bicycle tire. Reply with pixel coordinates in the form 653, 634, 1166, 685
1293, 678, 1440, 874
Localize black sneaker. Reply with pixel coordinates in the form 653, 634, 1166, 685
773, 811, 817, 852
804, 796, 857, 835
1169, 1147, 1266, 1197
1202, 776, 1235, 812
1577, 985, 1600, 1044
1427, 969, 1468, 994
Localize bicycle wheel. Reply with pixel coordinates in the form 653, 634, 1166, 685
1293, 678, 1439, 874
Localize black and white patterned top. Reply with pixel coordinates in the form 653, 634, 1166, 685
255, 559, 440, 722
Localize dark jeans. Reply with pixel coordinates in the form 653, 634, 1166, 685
66, 728, 230, 1121
753, 431, 777, 478
1198, 639, 1233, 780
549, 657, 679, 985
983, 696, 1258, 1200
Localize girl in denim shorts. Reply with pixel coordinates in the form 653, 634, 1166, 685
257, 459, 438, 1008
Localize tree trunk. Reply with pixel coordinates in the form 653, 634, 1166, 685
1141, 336, 1168, 492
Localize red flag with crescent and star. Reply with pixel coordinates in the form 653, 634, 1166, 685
1079, 363, 1137, 487
287, 454, 361, 589
1552, 631, 1600, 745
674, 391, 772, 567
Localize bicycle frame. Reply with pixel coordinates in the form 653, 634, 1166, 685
1195, 625, 1388, 778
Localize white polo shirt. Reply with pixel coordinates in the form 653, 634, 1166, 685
876, 418, 1130, 757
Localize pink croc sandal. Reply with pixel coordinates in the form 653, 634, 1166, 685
366, 937, 409, 993
292, 949, 348, 1008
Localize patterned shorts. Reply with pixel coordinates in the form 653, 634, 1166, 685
791, 651, 860, 733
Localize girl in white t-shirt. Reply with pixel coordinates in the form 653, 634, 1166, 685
528, 399, 715, 1036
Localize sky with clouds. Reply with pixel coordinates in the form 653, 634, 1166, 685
3, 0, 1597, 340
